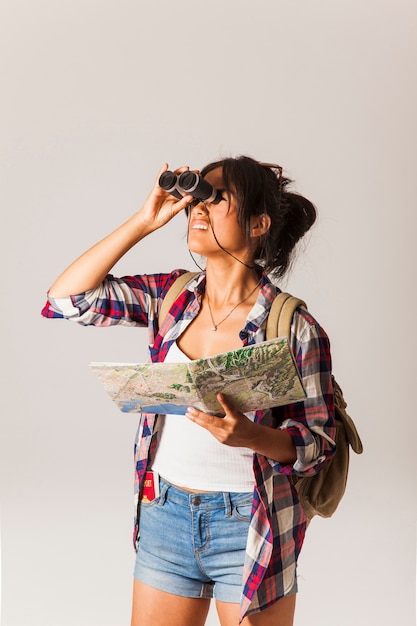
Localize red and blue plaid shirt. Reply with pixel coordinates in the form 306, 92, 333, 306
42, 269, 335, 621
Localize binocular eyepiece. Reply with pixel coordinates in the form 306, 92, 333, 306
159, 171, 222, 205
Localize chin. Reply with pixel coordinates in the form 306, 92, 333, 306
187, 244, 208, 258
187, 239, 211, 256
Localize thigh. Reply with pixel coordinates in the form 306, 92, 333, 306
215, 599, 241, 626
131, 579, 211, 626
216, 594, 296, 626
241, 594, 296, 626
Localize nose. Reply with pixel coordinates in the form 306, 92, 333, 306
188, 200, 209, 217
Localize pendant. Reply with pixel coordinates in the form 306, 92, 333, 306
211, 325, 217, 331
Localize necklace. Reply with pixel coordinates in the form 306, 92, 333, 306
206, 279, 262, 331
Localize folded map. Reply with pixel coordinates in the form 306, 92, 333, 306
90, 336, 306, 415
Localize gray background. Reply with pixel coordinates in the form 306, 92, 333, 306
1, 1, 416, 624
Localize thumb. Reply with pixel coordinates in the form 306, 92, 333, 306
216, 393, 234, 413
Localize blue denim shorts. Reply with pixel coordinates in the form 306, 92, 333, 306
134, 476, 253, 603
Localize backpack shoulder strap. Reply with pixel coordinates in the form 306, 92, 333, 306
266, 292, 307, 340
268, 292, 364, 456
159, 272, 199, 325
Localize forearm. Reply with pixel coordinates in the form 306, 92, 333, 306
47, 165, 192, 299
48, 213, 152, 298
247, 422, 297, 465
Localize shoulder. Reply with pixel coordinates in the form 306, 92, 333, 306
155, 269, 205, 326
292, 305, 330, 344
109, 269, 195, 301
158, 269, 201, 297
289, 306, 332, 377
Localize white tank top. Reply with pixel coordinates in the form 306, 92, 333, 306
151, 341, 255, 491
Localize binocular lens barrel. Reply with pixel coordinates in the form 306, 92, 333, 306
158, 170, 222, 204
158, 171, 183, 199
178, 171, 222, 204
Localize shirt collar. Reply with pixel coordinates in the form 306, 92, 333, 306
185, 270, 280, 341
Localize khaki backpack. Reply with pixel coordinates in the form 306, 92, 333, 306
159, 272, 363, 521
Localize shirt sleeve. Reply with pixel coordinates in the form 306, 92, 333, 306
269, 308, 336, 476
41, 270, 185, 327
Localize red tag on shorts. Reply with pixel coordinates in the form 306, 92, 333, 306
141, 470, 160, 502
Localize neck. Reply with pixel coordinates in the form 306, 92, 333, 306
204, 263, 261, 307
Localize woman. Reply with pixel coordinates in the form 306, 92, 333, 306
42, 156, 336, 626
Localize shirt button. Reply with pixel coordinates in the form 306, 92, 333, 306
193, 496, 201, 506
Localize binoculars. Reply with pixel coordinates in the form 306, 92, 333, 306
159, 170, 222, 204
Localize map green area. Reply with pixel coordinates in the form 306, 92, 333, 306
90, 337, 306, 415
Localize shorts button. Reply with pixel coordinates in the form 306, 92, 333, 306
193, 496, 201, 506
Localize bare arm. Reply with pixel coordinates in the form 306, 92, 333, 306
48, 165, 192, 298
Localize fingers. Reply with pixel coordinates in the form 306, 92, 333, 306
186, 399, 251, 448
216, 393, 232, 412
186, 406, 221, 424
155, 163, 189, 182
173, 165, 190, 176
154, 163, 189, 181
186, 394, 233, 421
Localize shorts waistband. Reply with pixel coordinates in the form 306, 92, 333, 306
158, 476, 253, 515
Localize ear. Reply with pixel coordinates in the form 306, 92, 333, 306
250, 213, 271, 238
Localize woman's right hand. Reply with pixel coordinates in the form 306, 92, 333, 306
137, 164, 193, 233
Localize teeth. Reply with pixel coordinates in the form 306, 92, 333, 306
192, 224, 208, 230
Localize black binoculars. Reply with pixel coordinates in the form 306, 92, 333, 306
159, 170, 222, 204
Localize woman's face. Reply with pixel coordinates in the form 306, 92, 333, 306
187, 167, 254, 264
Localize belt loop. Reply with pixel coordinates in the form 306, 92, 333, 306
223, 492, 232, 517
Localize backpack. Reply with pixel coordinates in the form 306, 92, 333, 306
267, 292, 363, 521
159, 272, 363, 521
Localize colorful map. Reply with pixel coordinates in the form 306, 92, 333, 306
90, 337, 306, 415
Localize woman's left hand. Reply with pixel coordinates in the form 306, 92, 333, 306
185, 393, 256, 448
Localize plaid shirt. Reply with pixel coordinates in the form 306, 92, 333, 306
42, 269, 335, 621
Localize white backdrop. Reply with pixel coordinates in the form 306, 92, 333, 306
1, 1, 416, 625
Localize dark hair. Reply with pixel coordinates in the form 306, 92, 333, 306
200, 155, 317, 278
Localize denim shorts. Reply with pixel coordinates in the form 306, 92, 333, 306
134, 476, 253, 603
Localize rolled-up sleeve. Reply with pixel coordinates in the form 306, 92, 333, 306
41, 271, 184, 327
268, 309, 336, 476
